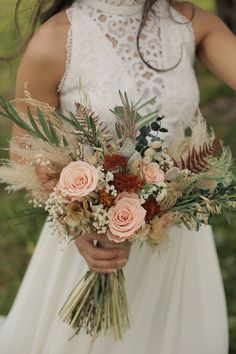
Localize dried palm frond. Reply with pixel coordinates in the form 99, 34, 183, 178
192, 146, 234, 189
57, 101, 113, 152
167, 110, 217, 168
112, 99, 137, 144
173, 138, 221, 174
110, 91, 158, 144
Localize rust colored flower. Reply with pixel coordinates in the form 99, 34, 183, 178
113, 173, 143, 193
99, 189, 116, 208
103, 154, 127, 171
142, 198, 161, 221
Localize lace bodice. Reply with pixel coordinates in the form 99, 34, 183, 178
57, 0, 200, 141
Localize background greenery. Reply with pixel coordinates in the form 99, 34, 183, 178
0, 0, 235, 352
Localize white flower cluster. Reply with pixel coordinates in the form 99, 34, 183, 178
97, 166, 117, 197
105, 184, 118, 197
179, 169, 193, 177
91, 205, 108, 234
35, 154, 51, 167
153, 150, 173, 168
139, 181, 167, 204
28, 196, 45, 208
97, 165, 106, 179
45, 189, 65, 221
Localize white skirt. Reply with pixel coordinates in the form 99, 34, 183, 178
0, 221, 228, 354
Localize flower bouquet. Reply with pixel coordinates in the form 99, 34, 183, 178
0, 88, 235, 340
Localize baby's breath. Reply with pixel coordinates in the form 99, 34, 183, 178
91, 205, 108, 234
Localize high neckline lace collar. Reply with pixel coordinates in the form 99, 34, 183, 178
77, 0, 157, 15
99, 0, 146, 6
77, 0, 170, 18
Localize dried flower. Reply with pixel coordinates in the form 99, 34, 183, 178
65, 201, 85, 227
142, 198, 161, 220
144, 147, 155, 157
148, 213, 179, 246
35, 165, 60, 192
150, 140, 162, 149
99, 189, 116, 208
113, 172, 143, 193
103, 154, 127, 171
87, 155, 98, 166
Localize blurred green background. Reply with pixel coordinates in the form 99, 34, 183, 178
0, 0, 235, 352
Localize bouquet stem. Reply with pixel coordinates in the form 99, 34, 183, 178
59, 270, 130, 340
59, 242, 130, 340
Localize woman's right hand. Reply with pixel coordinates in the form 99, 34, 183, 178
76, 232, 130, 274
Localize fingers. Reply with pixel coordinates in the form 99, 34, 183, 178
87, 256, 128, 273
75, 232, 130, 274
76, 236, 129, 260
91, 268, 116, 274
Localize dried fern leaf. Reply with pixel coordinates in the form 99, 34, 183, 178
173, 138, 221, 173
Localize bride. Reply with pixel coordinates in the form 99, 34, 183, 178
0, 0, 235, 353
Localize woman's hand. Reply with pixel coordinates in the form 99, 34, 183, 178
76, 232, 131, 274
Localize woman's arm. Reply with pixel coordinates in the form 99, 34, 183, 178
11, 10, 68, 162
194, 8, 236, 90
173, 2, 236, 90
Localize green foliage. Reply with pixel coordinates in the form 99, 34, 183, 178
110, 91, 159, 142
0, 97, 63, 145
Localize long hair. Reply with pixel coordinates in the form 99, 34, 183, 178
7, 0, 194, 71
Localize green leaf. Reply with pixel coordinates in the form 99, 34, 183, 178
62, 136, 69, 147
136, 112, 159, 130
48, 121, 60, 145
115, 124, 122, 140
136, 96, 157, 111
27, 108, 48, 141
36, 108, 53, 141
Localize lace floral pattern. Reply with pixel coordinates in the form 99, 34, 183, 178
100, 0, 145, 6
58, 0, 200, 142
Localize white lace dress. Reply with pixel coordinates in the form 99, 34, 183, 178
0, 0, 229, 353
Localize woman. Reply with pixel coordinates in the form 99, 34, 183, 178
0, 0, 235, 353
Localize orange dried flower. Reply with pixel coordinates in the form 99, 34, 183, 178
113, 173, 143, 193
142, 198, 161, 221
103, 154, 127, 171
99, 189, 115, 208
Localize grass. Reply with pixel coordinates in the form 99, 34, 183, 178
0, 0, 236, 352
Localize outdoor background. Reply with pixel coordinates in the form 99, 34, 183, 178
0, 0, 235, 352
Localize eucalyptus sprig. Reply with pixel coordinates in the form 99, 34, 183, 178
0, 96, 65, 146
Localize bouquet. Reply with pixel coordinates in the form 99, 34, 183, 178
0, 88, 235, 340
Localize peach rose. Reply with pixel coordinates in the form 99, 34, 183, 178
58, 161, 99, 199
141, 162, 164, 183
107, 192, 146, 243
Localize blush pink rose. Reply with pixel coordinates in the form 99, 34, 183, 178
141, 162, 165, 183
58, 161, 99, 199
107, 192, 146, 243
